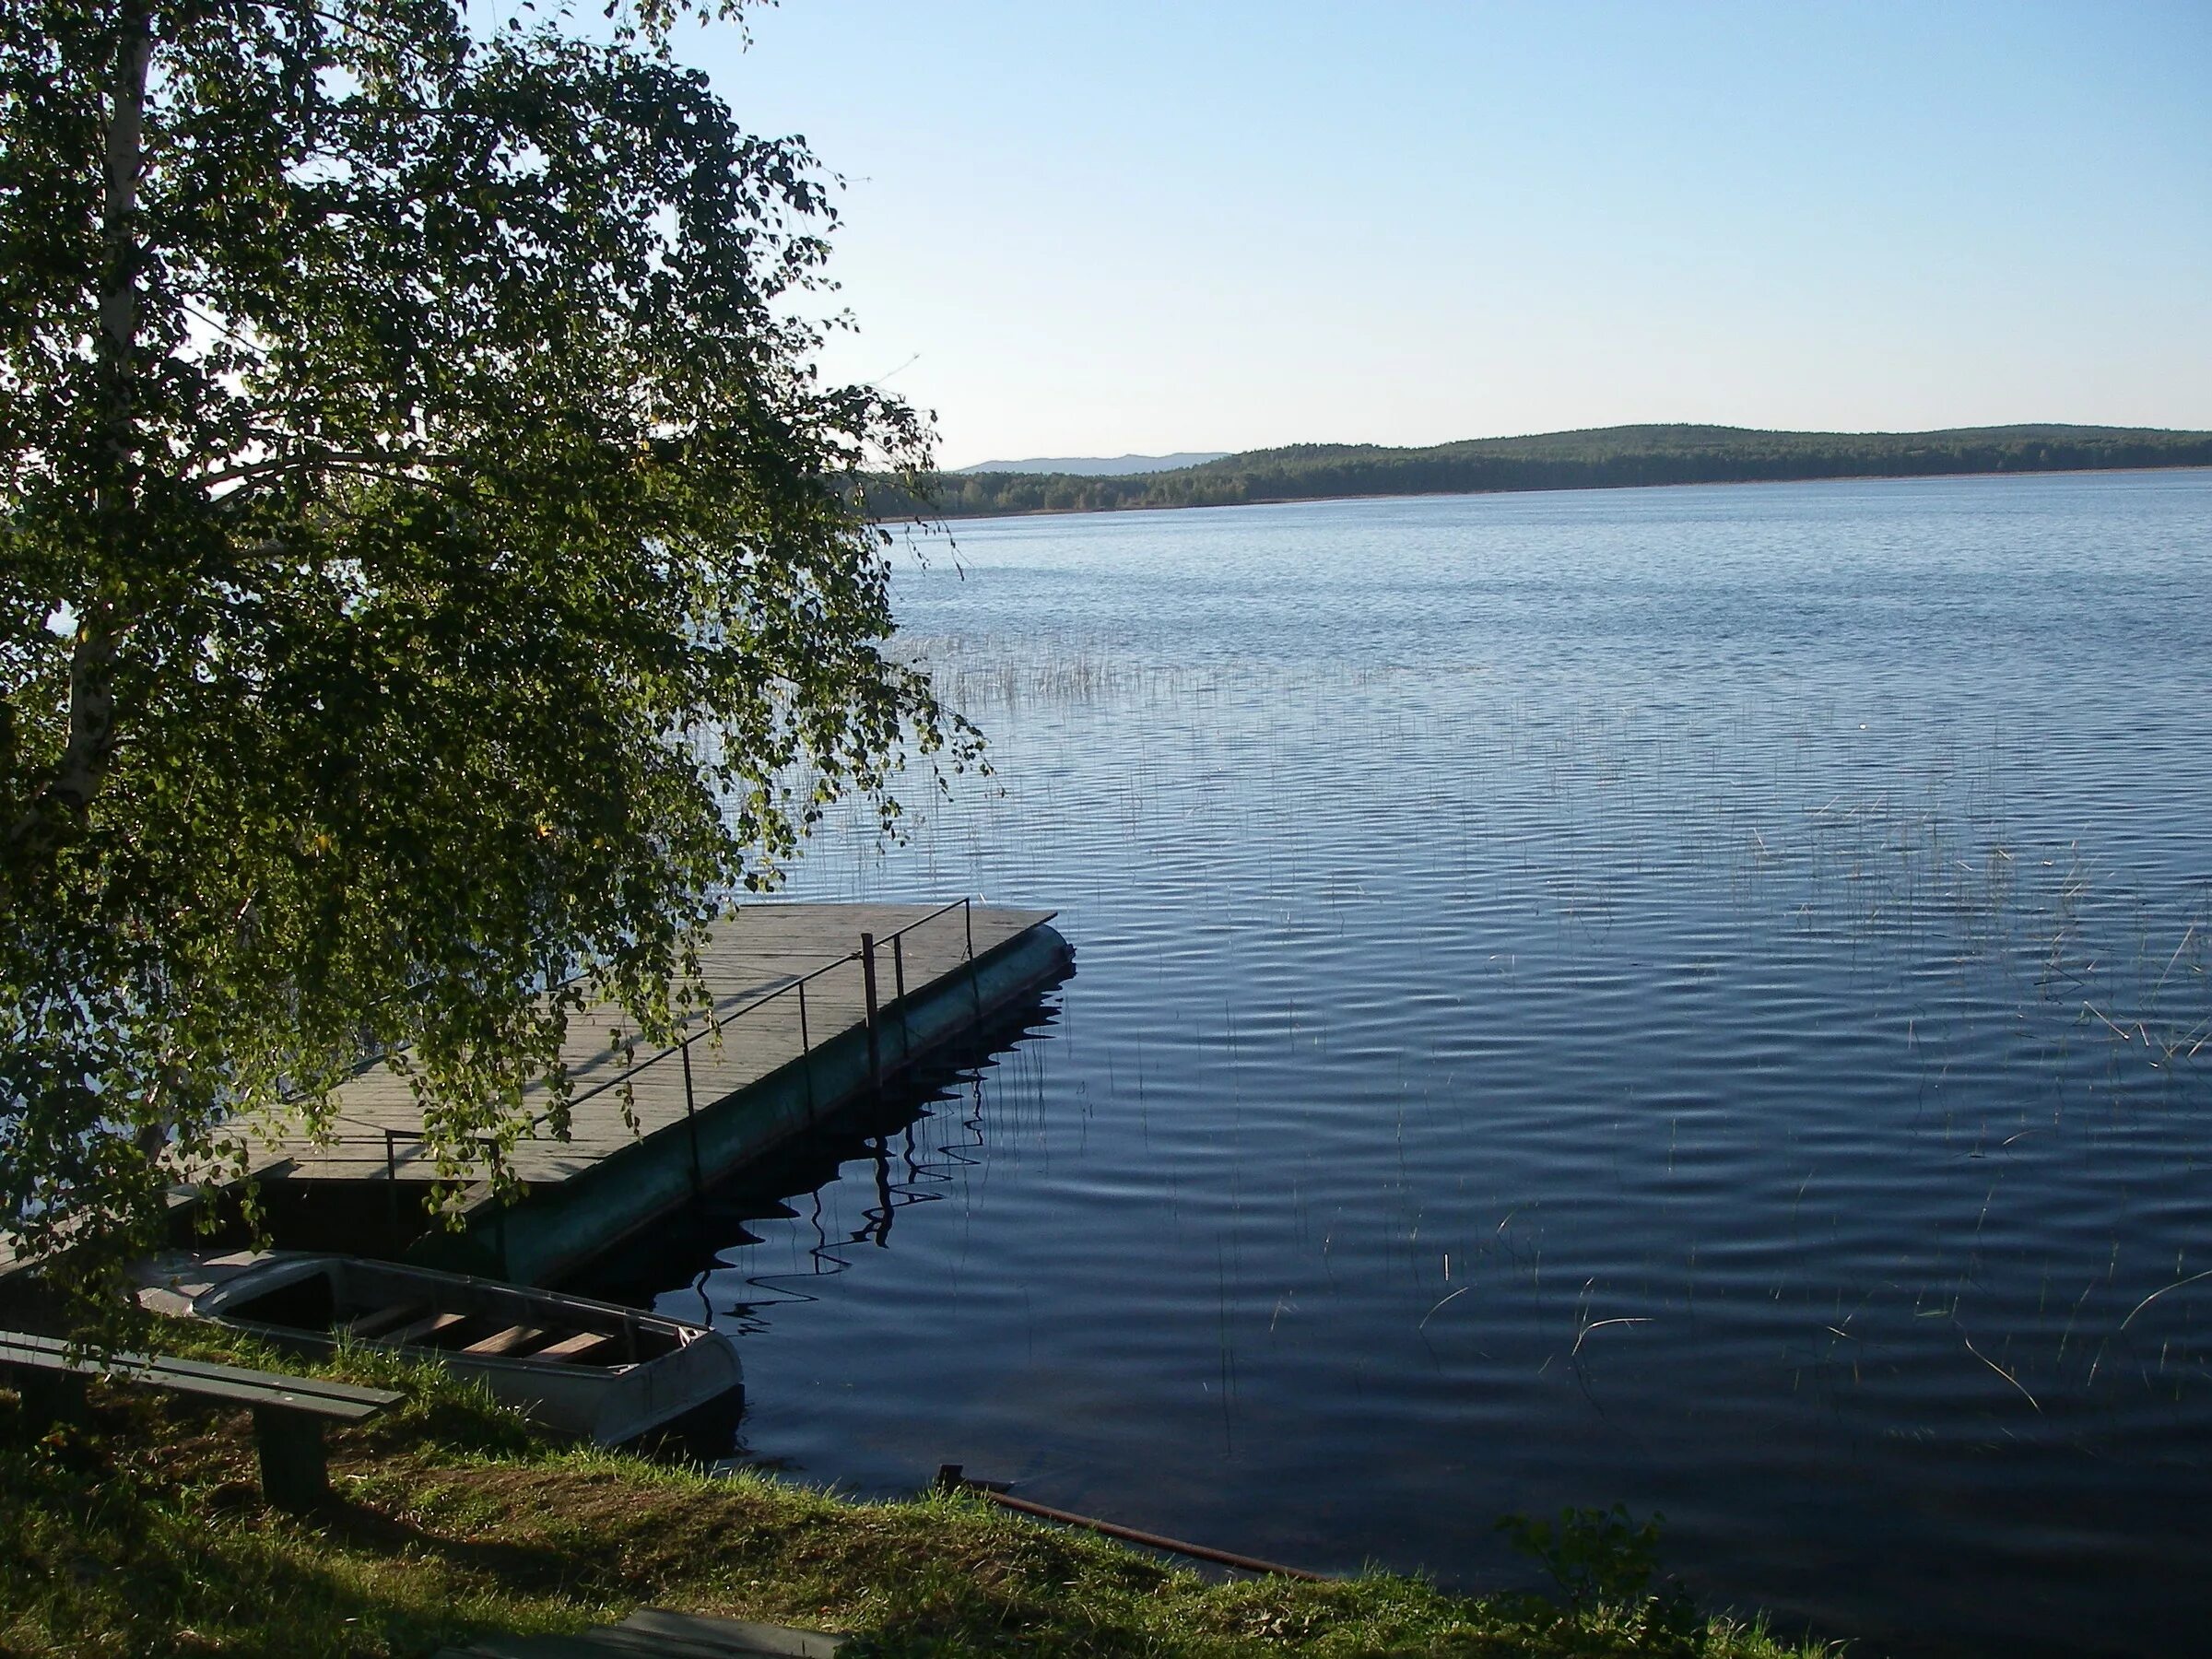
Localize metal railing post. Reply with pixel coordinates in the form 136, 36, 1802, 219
384, 1128, 400, 1232
797, 976, 816, 1115
679, 1033, 703, 1197
892, 932, 909, 1063
860, 932, 881, 1087
477, 1135, 509, 1278
966, 896, 982, 1021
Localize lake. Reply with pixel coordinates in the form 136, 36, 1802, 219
587, 470, 2212, 1657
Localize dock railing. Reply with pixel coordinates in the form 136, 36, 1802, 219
331, 897, 984, 1197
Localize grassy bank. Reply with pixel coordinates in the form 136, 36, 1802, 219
2, 1336, 1831, 1659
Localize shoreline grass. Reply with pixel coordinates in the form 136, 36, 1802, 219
2, 1333, 1835, 1659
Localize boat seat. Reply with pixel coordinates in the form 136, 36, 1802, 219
387, 1311, 471, 1347
461, 1325, 547, 1357
532, 1330, 616, 1364
345, 1300, 429, 1341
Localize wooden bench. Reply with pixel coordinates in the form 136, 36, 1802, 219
0, 1329, 401, 1512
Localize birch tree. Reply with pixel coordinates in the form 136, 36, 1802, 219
0, 0, 968, 1300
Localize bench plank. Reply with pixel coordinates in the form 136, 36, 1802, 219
437, 1609, 846, 1659
622, 1608, 847, 1656
462, 1324, 547, 1357
0, 1333, 399, 1418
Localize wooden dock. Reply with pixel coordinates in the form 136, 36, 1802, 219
223, 900, 1070, 1284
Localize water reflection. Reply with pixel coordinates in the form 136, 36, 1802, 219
574, 999, 1061, 1360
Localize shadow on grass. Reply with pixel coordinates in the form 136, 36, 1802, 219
3, 1371, 1822, 1659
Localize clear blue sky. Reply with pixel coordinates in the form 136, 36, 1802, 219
679, 0, 2212, 467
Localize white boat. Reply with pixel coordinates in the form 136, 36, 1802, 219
139, 1251, 741, 1446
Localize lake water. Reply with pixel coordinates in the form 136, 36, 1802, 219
591, 471, 2212, 1657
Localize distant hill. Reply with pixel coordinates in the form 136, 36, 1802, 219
957, 452, 1228, 477
871, 423, 2212, 519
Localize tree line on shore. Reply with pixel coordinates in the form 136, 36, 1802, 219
866, 422, 2212, 519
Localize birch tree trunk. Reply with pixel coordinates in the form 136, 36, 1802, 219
6, 4, 152, 865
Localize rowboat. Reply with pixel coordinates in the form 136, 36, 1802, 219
138, 1251, 741, 1446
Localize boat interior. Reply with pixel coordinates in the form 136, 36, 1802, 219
218, 1261, 687, 1367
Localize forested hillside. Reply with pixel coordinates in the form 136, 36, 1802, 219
869, 424, 2212, 519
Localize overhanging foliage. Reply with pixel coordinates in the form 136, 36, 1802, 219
0, 0, 972, 1299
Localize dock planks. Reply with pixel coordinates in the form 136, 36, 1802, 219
239, 901, 1053, 1193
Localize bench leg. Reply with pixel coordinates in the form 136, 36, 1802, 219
14, 1370, 89, 1434
253, 1407, 328, 1512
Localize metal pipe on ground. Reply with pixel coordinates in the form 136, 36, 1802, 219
935, 1465, 1327, 1582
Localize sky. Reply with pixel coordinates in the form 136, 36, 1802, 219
672, 1, 2212, 468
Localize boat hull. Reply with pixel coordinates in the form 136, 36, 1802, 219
150, 1252, 741, 1446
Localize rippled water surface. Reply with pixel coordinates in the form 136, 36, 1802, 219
597, 473, 2212, 1657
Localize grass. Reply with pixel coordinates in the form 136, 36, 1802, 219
1, 1332, 1832, 1659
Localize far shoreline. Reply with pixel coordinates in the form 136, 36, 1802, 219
877, 459, 2212, 527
